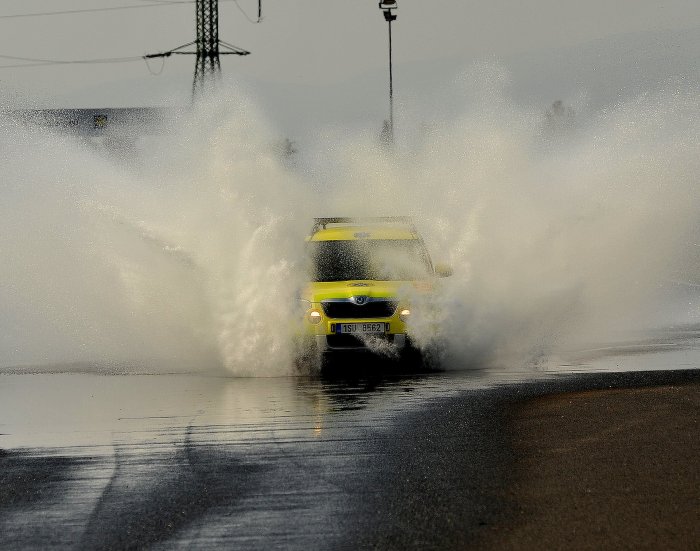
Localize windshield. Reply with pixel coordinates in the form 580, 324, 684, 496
309, 239, 432, 282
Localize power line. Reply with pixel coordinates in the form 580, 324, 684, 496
0, 53, 141, 64
232, 0, 261, 24
0, 53, 144, 70
0, 0, 246, 20
0, 0, 263, 82
0, 1, 195, 20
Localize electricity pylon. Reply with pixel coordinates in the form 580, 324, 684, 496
145, 0, 250, 99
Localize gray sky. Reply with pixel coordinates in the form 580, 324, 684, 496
1, 1, 699, 132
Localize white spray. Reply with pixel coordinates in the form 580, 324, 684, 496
2, 68, 699, 374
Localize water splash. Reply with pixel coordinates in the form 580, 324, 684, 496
2, 68, 699, 374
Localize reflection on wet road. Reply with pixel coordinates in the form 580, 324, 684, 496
0, 370, 501, 549
0, 370, 489, 452
1, 330, 699, 549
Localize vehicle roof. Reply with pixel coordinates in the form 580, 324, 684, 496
308, 223, 418, 242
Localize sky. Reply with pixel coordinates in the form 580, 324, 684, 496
0, 1, 699, 133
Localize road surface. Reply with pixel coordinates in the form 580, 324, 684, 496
1, 350, 698, 550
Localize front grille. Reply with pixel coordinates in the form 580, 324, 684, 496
326, 334, 395, 349
321, 300, 397, 319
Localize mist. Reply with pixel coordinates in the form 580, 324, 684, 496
2, 65, 699, 375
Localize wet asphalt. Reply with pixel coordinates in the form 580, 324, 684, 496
1, 365, 698, 550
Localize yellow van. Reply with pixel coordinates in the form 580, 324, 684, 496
297, 217, 451, 366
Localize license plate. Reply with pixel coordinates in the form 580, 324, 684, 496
337, 323, 388, 334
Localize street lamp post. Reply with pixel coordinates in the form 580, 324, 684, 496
379, 1, 397, 146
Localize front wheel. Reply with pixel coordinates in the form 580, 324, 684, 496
400, 339, 444, 372
293, 336, 323, 375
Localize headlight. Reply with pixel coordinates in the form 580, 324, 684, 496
399, 308, 411, 322
308, 309, 322, 324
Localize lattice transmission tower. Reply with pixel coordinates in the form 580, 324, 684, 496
145, 0, 250, 99
194, 0, 222, 94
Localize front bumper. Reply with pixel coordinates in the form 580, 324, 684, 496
314, 332, 407, 352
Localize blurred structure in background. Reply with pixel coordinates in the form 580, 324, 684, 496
145, 0, 251, 99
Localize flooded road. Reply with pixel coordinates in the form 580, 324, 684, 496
0, 369, 507, 549
1, 335, 698, 550
2, 278, 699, 548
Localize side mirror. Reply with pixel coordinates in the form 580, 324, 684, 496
434, 263, 453, 278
